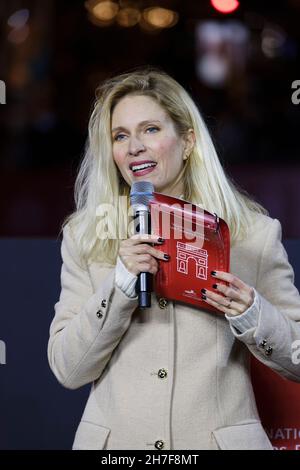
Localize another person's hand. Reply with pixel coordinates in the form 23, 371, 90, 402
201, 271, 255, 316
119, 234, 169, 276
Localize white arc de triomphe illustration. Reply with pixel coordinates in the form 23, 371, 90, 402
176, 241, 208, 280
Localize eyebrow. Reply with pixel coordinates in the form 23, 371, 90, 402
111, 120, 162, 134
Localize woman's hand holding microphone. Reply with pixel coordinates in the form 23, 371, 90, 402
118, 234, 169, 276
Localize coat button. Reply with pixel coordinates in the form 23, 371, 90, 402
96, 310, 103, 318
158, 368, 168, 379
158, 298, 168, 309
265, 346, 273, 356
154, 440, 164, 450
259, 339, 267, 349
101, 299, 107, 308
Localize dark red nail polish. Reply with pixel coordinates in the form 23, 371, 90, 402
158, 237, 164, 243
212, 284, 218, 289
201, 288, 206, 294
211, 271, 217, 276
164, 254, 170, 260
201, 294, 207, 300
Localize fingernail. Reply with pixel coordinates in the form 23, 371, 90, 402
201, 294, 207, 300
211, 271, 217, 276
201, 288, 206, 294
212, 284, 218, 289
164, 254, 170, 260
158, 237, 165, 243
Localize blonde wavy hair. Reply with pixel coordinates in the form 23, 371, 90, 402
62, 67, 268, 265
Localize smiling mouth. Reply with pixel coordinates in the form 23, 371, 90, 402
130, 162, 157, 173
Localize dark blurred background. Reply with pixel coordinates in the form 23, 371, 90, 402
0, 0, 300, 238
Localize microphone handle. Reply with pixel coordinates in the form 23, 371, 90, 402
135, 209, 152, 308
136, 272, 152, 308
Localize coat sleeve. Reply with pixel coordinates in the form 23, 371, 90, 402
228, 218, 300, 382
47, 224, 138, 390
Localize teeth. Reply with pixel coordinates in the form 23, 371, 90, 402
131, 162, 157, 172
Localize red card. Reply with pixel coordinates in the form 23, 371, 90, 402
150, 192, 230, 313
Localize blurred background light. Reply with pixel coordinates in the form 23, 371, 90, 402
197, 21, 224, 47
7, 9, 30, 29
196, 20, 249, 87
197, 53, 229, 88
7, 25, 30, 44
93, 0, 118, 21
142, 7, 178, 30
211, 0, 240, 14
85, 0, 119, 25
116, 7, 141, 27
261, 24, 286, 58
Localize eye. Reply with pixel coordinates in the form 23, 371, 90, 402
145, 126, 159, 134
113, 133, 127, 142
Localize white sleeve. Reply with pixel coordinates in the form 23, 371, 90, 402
225, 289, 259, 334
115, 256, 138, 299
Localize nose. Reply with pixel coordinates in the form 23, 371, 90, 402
128, 135, 146, 156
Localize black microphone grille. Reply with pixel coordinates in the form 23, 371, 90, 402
130, 181, 154, 207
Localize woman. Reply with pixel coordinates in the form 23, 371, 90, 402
48, 68, 300, 450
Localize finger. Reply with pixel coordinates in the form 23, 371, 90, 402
211, 283, 252, 306
137, 261, 159, 275
120, 241, 169, 260
201, 293, 229, 314
211, 271, 249, 291
133, 244, 169, 261
122, 256, 159, 276
132, 254, 161, 266
201, 292, 244, 315
130, 234, 165, 244
202, 289, 236, 308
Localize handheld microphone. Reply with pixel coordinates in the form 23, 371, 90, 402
130, 181, 154, 308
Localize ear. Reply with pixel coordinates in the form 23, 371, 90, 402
183, 129, 196, 160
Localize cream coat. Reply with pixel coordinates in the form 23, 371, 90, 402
48, 212, 300, 450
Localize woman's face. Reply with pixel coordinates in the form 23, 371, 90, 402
111, 94, 191, 197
